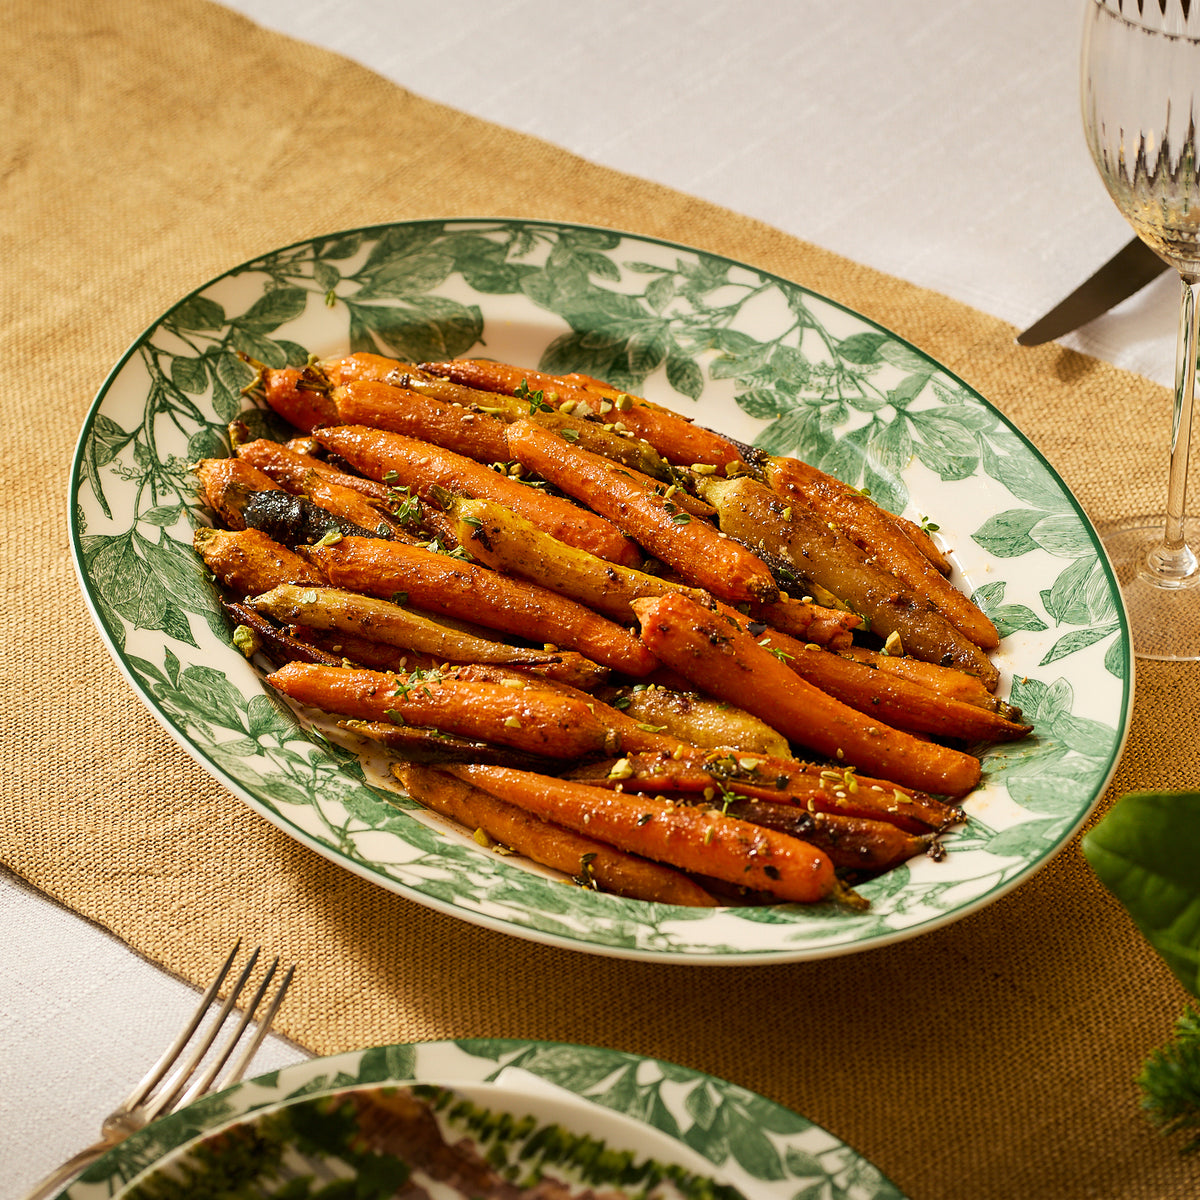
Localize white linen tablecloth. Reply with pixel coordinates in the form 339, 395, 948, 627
1, 2, 1176, 1195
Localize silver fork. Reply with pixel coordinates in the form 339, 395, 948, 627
21, 941, 295, 1200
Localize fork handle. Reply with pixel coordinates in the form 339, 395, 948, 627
18, 1137, 121, 1200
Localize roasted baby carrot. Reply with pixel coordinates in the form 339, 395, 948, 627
194, 457, 283, 529
304, 535, 659, 677
267, 662, 617, 759
764, 455, 1000, 651
331, 380, 511, 463
313, 424, 642, 568
393, 762, 718, 906
565, 749, 964, 834
420, 358, 748, 471
260, 366, 338, 432
697, 473, 1000, 690
505, 419, 778, 605
632, 592, 982, 797
248, 583, 572, 669
235, 438, 405, 538
447, 763, 838, 904
193, 527, 326, 596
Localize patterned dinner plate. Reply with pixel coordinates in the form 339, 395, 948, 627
60, 1039, 909, 1199
69, 218, 1132, 962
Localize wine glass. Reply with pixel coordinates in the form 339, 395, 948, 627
1081, 0, 1200, 661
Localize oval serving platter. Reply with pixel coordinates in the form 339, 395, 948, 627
60, 1039, 910, 1200
69, 218, 1132, 963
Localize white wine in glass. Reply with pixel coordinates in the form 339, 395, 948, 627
1081, 0, 1200, 661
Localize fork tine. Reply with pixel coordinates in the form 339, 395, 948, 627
217, 960, 295, 1089
118, 939, 243, 1112
172, 954, 292, 1110
138, 946, 261, 1123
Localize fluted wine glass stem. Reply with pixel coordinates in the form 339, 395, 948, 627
1147, 273, 1200, 584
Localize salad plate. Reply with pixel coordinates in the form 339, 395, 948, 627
60, 1039, 908, 1199
70, 217, 1132, 962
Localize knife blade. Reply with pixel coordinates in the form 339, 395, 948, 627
1016, 237, 1169, 346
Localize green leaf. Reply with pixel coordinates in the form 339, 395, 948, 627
235, 286, 308, 332
665, 352, 703, 401
971, 507, 1046, 557
1082, 790, 1200, 997
169, 295, 225, 331
836, 331, 888, 364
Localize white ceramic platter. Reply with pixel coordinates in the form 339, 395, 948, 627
70, 218, 1132, 963
59, 1039, 909, 1199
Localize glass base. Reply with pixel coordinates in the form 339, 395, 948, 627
1102, 520, 1200, 661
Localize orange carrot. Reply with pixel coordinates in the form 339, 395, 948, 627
235, 439, 404, 538
260, 366, 338, 432
304, 535, 659, 677
393, 763, 718, 906
194, 457, 282, 529
267, 662, 616, 759
193, 527, 325, 596
331, 380, 511, 463
632, 592, 982, 797
313, 424, 642, 568
505, 419, 778, 605
565, 750, 964, 834
420, 358, 747, 470
448, 763, 838, 904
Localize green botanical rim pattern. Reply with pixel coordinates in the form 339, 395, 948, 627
69, 218, 1132, 962
61, 1039, 908, 1200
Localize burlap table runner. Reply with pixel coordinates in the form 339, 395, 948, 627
4, 2, 1197, 1196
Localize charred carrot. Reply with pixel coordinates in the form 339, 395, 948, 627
304, 535, 659, 677
895, 514, 953, 575
235, 439, 405, 538
393, 763, 718, 906
505, 419, 778, 605
313, 424, 642, 568
266, 662, 616, 759
193, 527, 325, 596
764, 456, 1000, 651
749, 596, 861, 650
839, 645, 1020, 717
222, 600, 344, 667
447, 763, 839, 904
194, 457, 282, 529
632, 592, 982, 797
420, 358, 747, 470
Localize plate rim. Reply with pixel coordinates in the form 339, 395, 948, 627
63, 1036, 911, 1200
67, 215, 1134, 964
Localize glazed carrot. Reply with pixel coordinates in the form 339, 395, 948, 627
285, 626, 610, 690
331, 380, 511, 463
222, 600, 344, 667
313, 424, 643, 568
235, 439, 405, 538
304, 536, 659, 677
393, 763, 719, 906
764, 456, 1000, 650
420, 358, 747, 471
697, 473, 1000, 690
895, 514, 953, 575
266, 662, 617, 759
632, 592, 982, 797
749, 629, 1031, 744
260, 366, 338, 432
194, 457, 282, 529
839, 645, 1021, 717
749, 596, 860, 650
447, 763, 839, 904
505, 419, 778, 605
565, 749, 965, 834
317, 352, 418, 385
713, 799, 941, 873
193, 527, 325, 596
248, 584, 573, 668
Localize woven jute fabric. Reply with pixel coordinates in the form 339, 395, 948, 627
3, 2, 1198, 1196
